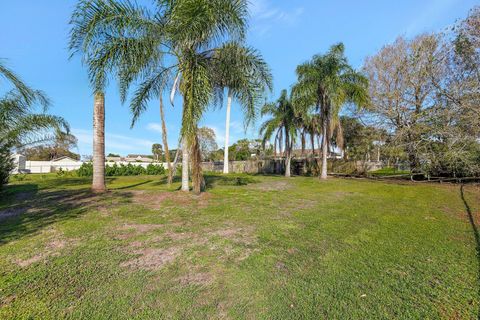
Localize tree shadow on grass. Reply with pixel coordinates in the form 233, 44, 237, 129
112, 180, 153, 190
0, 186, 132, 245
460, 184, 480, 319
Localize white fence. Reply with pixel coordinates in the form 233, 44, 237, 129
22, 160, 168, 174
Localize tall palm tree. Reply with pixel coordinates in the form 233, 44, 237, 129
292, 43, 369, 179
69, 0, 249, 193
260, 90, 298, 177
69, 0, 114, 192
210, 42, 272, 174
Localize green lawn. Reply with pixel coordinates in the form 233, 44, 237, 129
1, 174, 479, 319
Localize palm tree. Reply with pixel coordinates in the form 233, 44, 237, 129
1, 61, 69, 188
260, 90, 299, 177
69, 0, 113, 192
69, 0, 249, 194
1, 61, 69, 146
292, 43, 369, 179
152, 143, 163, 162
210, 42, 272, 174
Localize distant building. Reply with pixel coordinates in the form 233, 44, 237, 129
126, 154, 154, 163
12, 154, 26, 173
106, 156, 123, 162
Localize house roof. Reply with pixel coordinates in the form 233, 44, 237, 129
52, 156, 80, 162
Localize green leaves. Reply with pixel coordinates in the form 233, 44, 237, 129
292, 43, 369, 144
0, 62, 69, 149
211, 42, 272, 128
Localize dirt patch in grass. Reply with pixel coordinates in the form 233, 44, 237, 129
121, 247, 180, 270
247, 180, 292, 192
208, 226, 256, 245
127, 190, 212, 210
176, 271, 214, 286
120, 223, 258, 271
115, 223, 164, 240
15, 235, 75, 267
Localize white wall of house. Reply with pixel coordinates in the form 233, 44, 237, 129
25, 160, 82, 173
12, 154, 26, 173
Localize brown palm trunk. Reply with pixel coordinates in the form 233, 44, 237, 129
92, 92, 106, 192
181, 138, 189, 192
169, 145, 181, 184
188, 132, 204, 194
159, 94, 172, 184
310, 132, 315, 157
320, 118, 328, 180
285, 130, 291, 178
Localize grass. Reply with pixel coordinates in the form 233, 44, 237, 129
369, 167, 410, 176
0, 173, 479, 319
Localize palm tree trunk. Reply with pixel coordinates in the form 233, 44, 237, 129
321, 120, 328, 180
159, 94, 172, 184
310, 132, 315, 158
301, 129, 305, 157
181, 138, 189, 191
92, 92, 106, 192
223, 88, 232, 174
168, 145, 181, 184
285, 133, 291, 178
190, 133, 204, 194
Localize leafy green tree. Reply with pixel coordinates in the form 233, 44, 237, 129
293, 43, 369, 179
107, 153, 120, 157
197, 127, 218, 161
260, 90, 299, 177
152, 143, 163, 162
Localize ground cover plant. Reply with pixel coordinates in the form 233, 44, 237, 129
0, 174, 479, 319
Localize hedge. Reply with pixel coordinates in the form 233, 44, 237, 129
76, 162, 165, 177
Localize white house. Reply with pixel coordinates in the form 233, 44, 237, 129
11, 154, 26, 173
14, 155, 167, 174
24, 156, 83, 173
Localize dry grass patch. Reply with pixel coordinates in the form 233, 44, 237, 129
119, 224, 258, 271
176, 271, 214, 286
120, 247, 180, 271
128, 190, 212, 210
247, 180, 292, 192
14, 230, 78, 267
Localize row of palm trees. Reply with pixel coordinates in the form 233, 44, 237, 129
69, 0, 272, 193
69, 0, 368, 193
261, 43, 369, 179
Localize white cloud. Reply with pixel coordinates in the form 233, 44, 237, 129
146, 123, 163, 134
72, 128, 156, 156
249, 0, 304, 36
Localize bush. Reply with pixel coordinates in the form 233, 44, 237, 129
77, 162, 93, 177
76, 162, 165, 177
0, 143, 14, 189
146, 163, 165, 175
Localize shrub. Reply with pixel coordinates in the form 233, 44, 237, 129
76, 162, 165, 177
77, 162, 93, 177
0, 143, 14, 189
146, 163, 165, 175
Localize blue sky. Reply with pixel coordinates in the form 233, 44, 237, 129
1, 0, 477, 157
